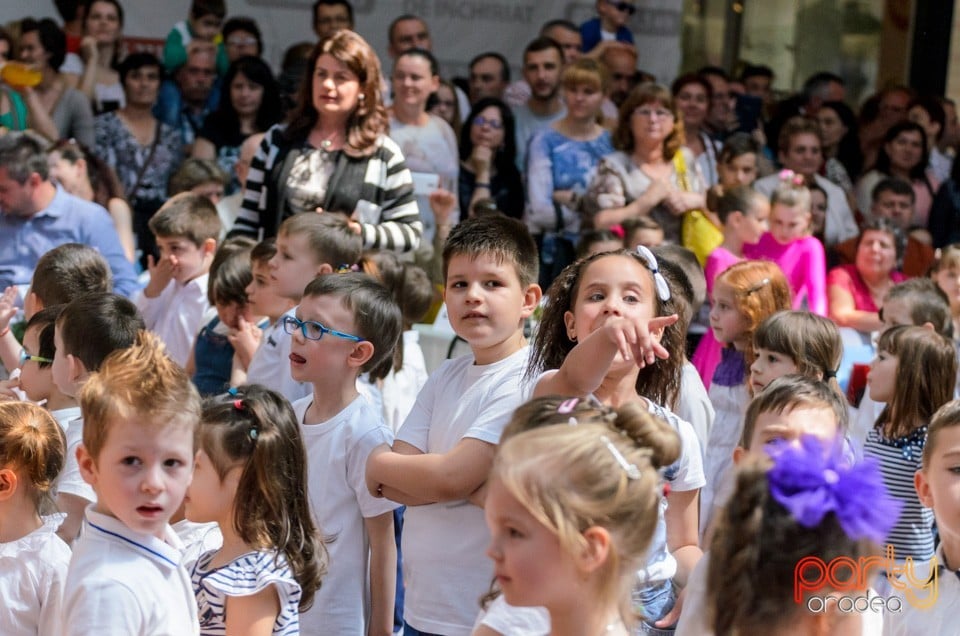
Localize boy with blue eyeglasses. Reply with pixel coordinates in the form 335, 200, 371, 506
289, 273, 403, 636
244, 212, 362, 403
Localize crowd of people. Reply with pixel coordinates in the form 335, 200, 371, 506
1, 0, 960, 634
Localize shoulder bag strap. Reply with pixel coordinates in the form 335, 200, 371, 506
126, 119, 162, 201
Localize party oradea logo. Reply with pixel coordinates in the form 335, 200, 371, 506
794, 545, 938, 614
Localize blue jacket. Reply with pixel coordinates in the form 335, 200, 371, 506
580, 17, 634, 53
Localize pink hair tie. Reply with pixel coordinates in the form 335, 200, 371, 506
557, 398, 580, 414
609, 224, 625, 239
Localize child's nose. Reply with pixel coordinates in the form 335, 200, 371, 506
141, 465, 164, 493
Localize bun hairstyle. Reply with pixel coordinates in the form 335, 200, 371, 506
0, 402, 66, 514
201, 385, 328, 610
770, 169, 811, 212
493, 396, 680, 624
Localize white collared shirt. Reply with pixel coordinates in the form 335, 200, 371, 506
883, 543, 960, 635
63, 508, 199, 636
135, 274, 216, 368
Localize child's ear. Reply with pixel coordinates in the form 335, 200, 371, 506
921, 321, 936, 332
0, 468, 19, 501
68, 353, 88, 387
347, 341, 375, 370
24, 290, 43, 320
520, 284, 543, 319
202, 238, 218, 256
77, 444, 99, 488
914, 469, 934, 509
578, 525, 612, 574
317, 262, 334, 276
732, 445, 747, 466
563, 309, 577, 342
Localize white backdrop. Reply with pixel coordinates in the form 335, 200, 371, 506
2, 0, 683, 85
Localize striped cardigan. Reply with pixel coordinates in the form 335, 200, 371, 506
230, 124, 422, 251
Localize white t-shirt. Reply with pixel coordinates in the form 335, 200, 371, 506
135, 274, 216, 368
56, 415, 96, 504
397, 346, 532, 636
472, 595, 549, 635
0, 515, 71, 636
293, 395, 397, 636
246, 309, 310, 403
700, 381, 750, 538
677, 361, 713, 456
172, 519, 223, 571
380, 330, 429, 434
63, 508, 199, 636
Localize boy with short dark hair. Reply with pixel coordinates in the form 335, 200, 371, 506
0, 242, 112, 375
52, 293, 145, 544
366, 214, 542, 635
64, 331, 201, 635
676, 375, 849, 636
245, 213, 363, 402
136, 192, 221, 367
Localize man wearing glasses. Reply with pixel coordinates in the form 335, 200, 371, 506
580, 0, 636, 53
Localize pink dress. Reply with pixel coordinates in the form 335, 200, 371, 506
744, 233, 828, 315
692, 246, 741, 389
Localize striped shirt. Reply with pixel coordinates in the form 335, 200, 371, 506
863, 425, 934, 561
231, 124, 422, 252
192, 550, 301, 635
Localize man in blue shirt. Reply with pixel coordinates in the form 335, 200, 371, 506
0, 132, 139, 298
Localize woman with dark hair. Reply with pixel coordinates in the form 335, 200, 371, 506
47, 139, 136, 262
17, 17, 95, 146
230, 30, 421, 251
193, 56, 282, 194
458, 97, 523, 219
72, 0, 125, 114
583, 83, 705, 242
222, 16, 263, 62
94, 52, 182, 266
827, 217, 906, 334
856, 120, 938, 226
816, 100, 862, 194
0, 26, 29, 131
672, 72, 720, 186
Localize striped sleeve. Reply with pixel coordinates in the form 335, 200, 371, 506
230, 125, 283, 238
358, 136, 422, 252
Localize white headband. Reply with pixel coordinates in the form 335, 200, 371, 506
635, 245, 671, 302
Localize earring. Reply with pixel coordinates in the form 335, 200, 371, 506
358, 93, 365, 101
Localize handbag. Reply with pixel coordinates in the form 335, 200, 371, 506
537, 202, 578, 290
675, 151, 723, 267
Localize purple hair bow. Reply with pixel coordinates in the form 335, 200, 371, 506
765, 435, 902, 545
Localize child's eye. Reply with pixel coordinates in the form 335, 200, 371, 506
587, 292, 605, 302
121, 456, 141, 466
623, 294, 639, 304
450, 281, 466, 289
507, 527, 524, 539
164, 458, 184, 468
484, 280, 502, 288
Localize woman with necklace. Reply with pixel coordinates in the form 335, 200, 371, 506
16, 18, 94, 147
526, 58, 613, 288
671, 73, 721, 187
231, 31, 422, 252
583, 83, 705, 243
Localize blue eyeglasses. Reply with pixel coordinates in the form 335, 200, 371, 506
282, 315, 365, 343
19, 349, 53, 366
472, 115, 504, 130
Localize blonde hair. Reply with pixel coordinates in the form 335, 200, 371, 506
769, 170, 811, 213
493, 397, 680, 625
561, 58, 609, 94
753, 310, 843, 396
932, 243, 960, 274
80, 331, 201, 459
715, 260, 793, 365
0, 402, 66, 513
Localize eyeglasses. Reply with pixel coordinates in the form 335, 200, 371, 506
606, 0, 637, 14
282, 315, 364, 342
473, 116, 503, 129
632, 108, 674, 120
19, 349, 52, 366
226, 37, 258, 48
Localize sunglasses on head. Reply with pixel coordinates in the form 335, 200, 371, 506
607, 0, 637, 15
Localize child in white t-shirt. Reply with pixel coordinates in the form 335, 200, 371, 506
0, 402, 71, 636
245, 214, 363, 404
366, 215, 543, 636
63, 332, 200, 635
289, 273, 403, 636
